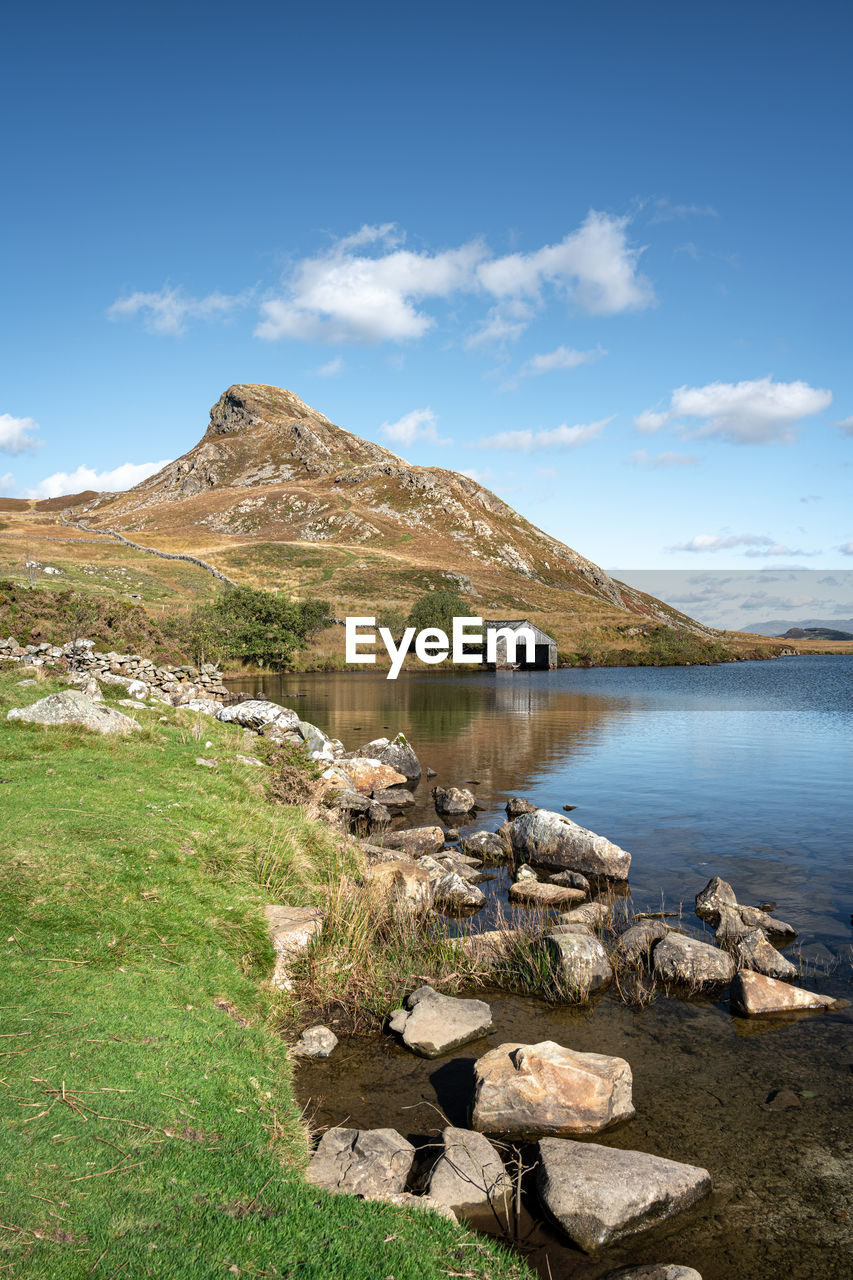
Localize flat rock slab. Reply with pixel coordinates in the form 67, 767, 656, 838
730, 969, 843, 1016
307, 1127, 415, 1197
652, 933, 735, 987
395, 985, 492, 1058
537, 1139, 711, 1252
264, 904, 323, 990
510, 810, 631, 880
427, 1126, 512, 1213
472, 1040, 634, 1138
7, 690, 139, 735
508, 879, 585, 907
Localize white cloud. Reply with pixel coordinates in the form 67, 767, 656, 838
673, 533, 815, 557
460, 467, 494, 483
840, 542, 853, 556
631, 449, 699, 468
501, 344, 606, 389
108, 286, 250, 336
314, 356, 344, 377
0, 472, 14, 492
257, 213, 653, 347
649, 199, 718, 224
836, 415, 853, 436
25, 459, 171, 500
636, 377, 832, 445
0, 413, 41, 455
478, 417, 610, 453
380, 408, 449, 447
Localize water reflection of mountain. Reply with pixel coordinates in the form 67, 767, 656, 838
227, 671, 631, 803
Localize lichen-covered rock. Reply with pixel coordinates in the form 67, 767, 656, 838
292, 1025, 338, 1058
537, 1139, 711, 1252
307, 1127, 415, 1197
694, 876, 737, 922
216, 699, 300, 731
7, 690, 139, 735
334, 757, 408, 795
730, 970, 844, 1016
652, 934, 735, 988
382, 827, 445, 857
510, 810, 631, 880
427, 1127, 512, 1213
460, 830, 509, 863
393, 985, 492, 1058
354, 733, 422, 784
472, 1041, 634, 1138
732, 928, 797, 980
543, 932, 613, 997
433, 871, 485, 915
506, 796, 538, 818
433, 786, 477, 815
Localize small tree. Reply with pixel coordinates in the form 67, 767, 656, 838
181, 586, 332, 669
406, 588, 466, 634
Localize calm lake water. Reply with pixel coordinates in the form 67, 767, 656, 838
229, 657, 853, 1279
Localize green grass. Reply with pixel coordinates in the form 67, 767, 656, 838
0, 668, 527, 1280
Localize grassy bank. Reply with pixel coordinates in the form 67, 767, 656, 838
0, 668, 527, 1280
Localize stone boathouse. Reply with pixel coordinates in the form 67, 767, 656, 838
481, 619, 558, 671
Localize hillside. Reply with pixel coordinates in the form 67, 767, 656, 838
0, 384, 789, 664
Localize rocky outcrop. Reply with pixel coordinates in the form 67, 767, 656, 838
7, 690, 139, 735
307, 1127, 415, 1197
472, 1041, 634, 1138
652, 934, 735, 988
509, 810, 631, 881
537, 1139, 711, 1252
426, 1127, 512, 1214
390, 985, 492, 1058
730, 970, 843, 1016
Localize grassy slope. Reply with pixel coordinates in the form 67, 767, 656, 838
0, 669, 526, 1280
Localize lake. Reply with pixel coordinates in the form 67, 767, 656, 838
228, 656, 853, 1279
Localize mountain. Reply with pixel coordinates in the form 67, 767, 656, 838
744, 618, 853, 637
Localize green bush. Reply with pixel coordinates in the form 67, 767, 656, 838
405, 587, 466, 634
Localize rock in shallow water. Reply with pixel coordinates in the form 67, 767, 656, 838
426, 1126, 512, 1212
433, 871, 485, 914
508, 879, 585, 907
307, 1127, 415, 1197
354, 732, 422, 784
601, 1267, 703, 1280
394, 985, 492, 1058
433, 785, 477, 815
730, 969, 843, 1016
472, 1040, 633, 1137
536, 1139, 711, 1252
509, 809, 631, 880
652, 933, 735, 988
615, 920, 671, 964
382, 826, 445, 857
460, 830, 509, 862
732, 928, 798, 980
292, 1025, 338, 1058
544, 932, 613, 997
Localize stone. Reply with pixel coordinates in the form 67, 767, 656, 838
543, 933, 613, 997
354, 733, 422, 784
427, 1126, 512, 1213
292, 1025, 338, 1058
460, 830, 509, 863
236, 754, 265, 767
298, 720, 339, 759
7, 690, 139, 736
195, 757, 217, 768
433, 786, 477, 815
184, 698, 220, 715
601, 1266, 703, 1280
363, 1192, 457, 1223
506, 796, 538, 818
472, 1041, 634, 1138
434, 872, 485, 914
334, 757, 408, 795
509, 810, 631, 881
694, 876, 737, 922
731, 904, 797, 943
508, 879, 586, 907
732, 928, 798, 980
436, 854, 489, 884
653, 934, 735, 987
126, 679, 149, 700
307, 1127, 415, 1198
117, 698, 147, 709
615, 921, 671, 964
393, 985, 492, 1058
547, 923, 594, 938
559, 902, 610, 928
83, 677, 103, 701
730, 969, 843, 1016
264, 904, 323, 990
548, 869, 590, 892
387, 1008, 408, 1033
537, 1139, 712, 1252
382, 827, 445, 857
372, 787, 416, 809
216, 699, 300, 732
360, 859, 433, 911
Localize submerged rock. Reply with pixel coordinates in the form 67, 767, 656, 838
509, 810, 631, 881
393, 985, 492, 1058
730, 969, 844, 1016
732, 928, 798, 980
307, 1127, 415, 1197
427, 1126, 512, 1213
472, 1041, 634, 1138
544, 932, 613, 997
433, 785, 477, 815
7, 690, 139, 735
292, 1025, 338, 1058
537, 1139, 711, 1252
652, 933, 735, 988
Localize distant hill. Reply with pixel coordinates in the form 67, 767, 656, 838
779, 627, 853, 641
744, 617, 853, 636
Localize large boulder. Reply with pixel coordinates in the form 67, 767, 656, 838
354, 733, 422, 784
7, 690, 139, 736
427, 1126, 512, 1214
433, 786, 477, 815
510, 810, 631, 881
472, 1041, 634, 1138
537, 1139, 711, 1252
216, 699, 300, 731
544, 932, 613, 997
392, 985, 492, 1058
732, 928, 797, 980
382, 827, 445, 857
307, 1127, 415, 1197
730, 970, 844, 1016
652, 934, 735, 988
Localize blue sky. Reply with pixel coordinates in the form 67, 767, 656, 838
2, 0, 852, 583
